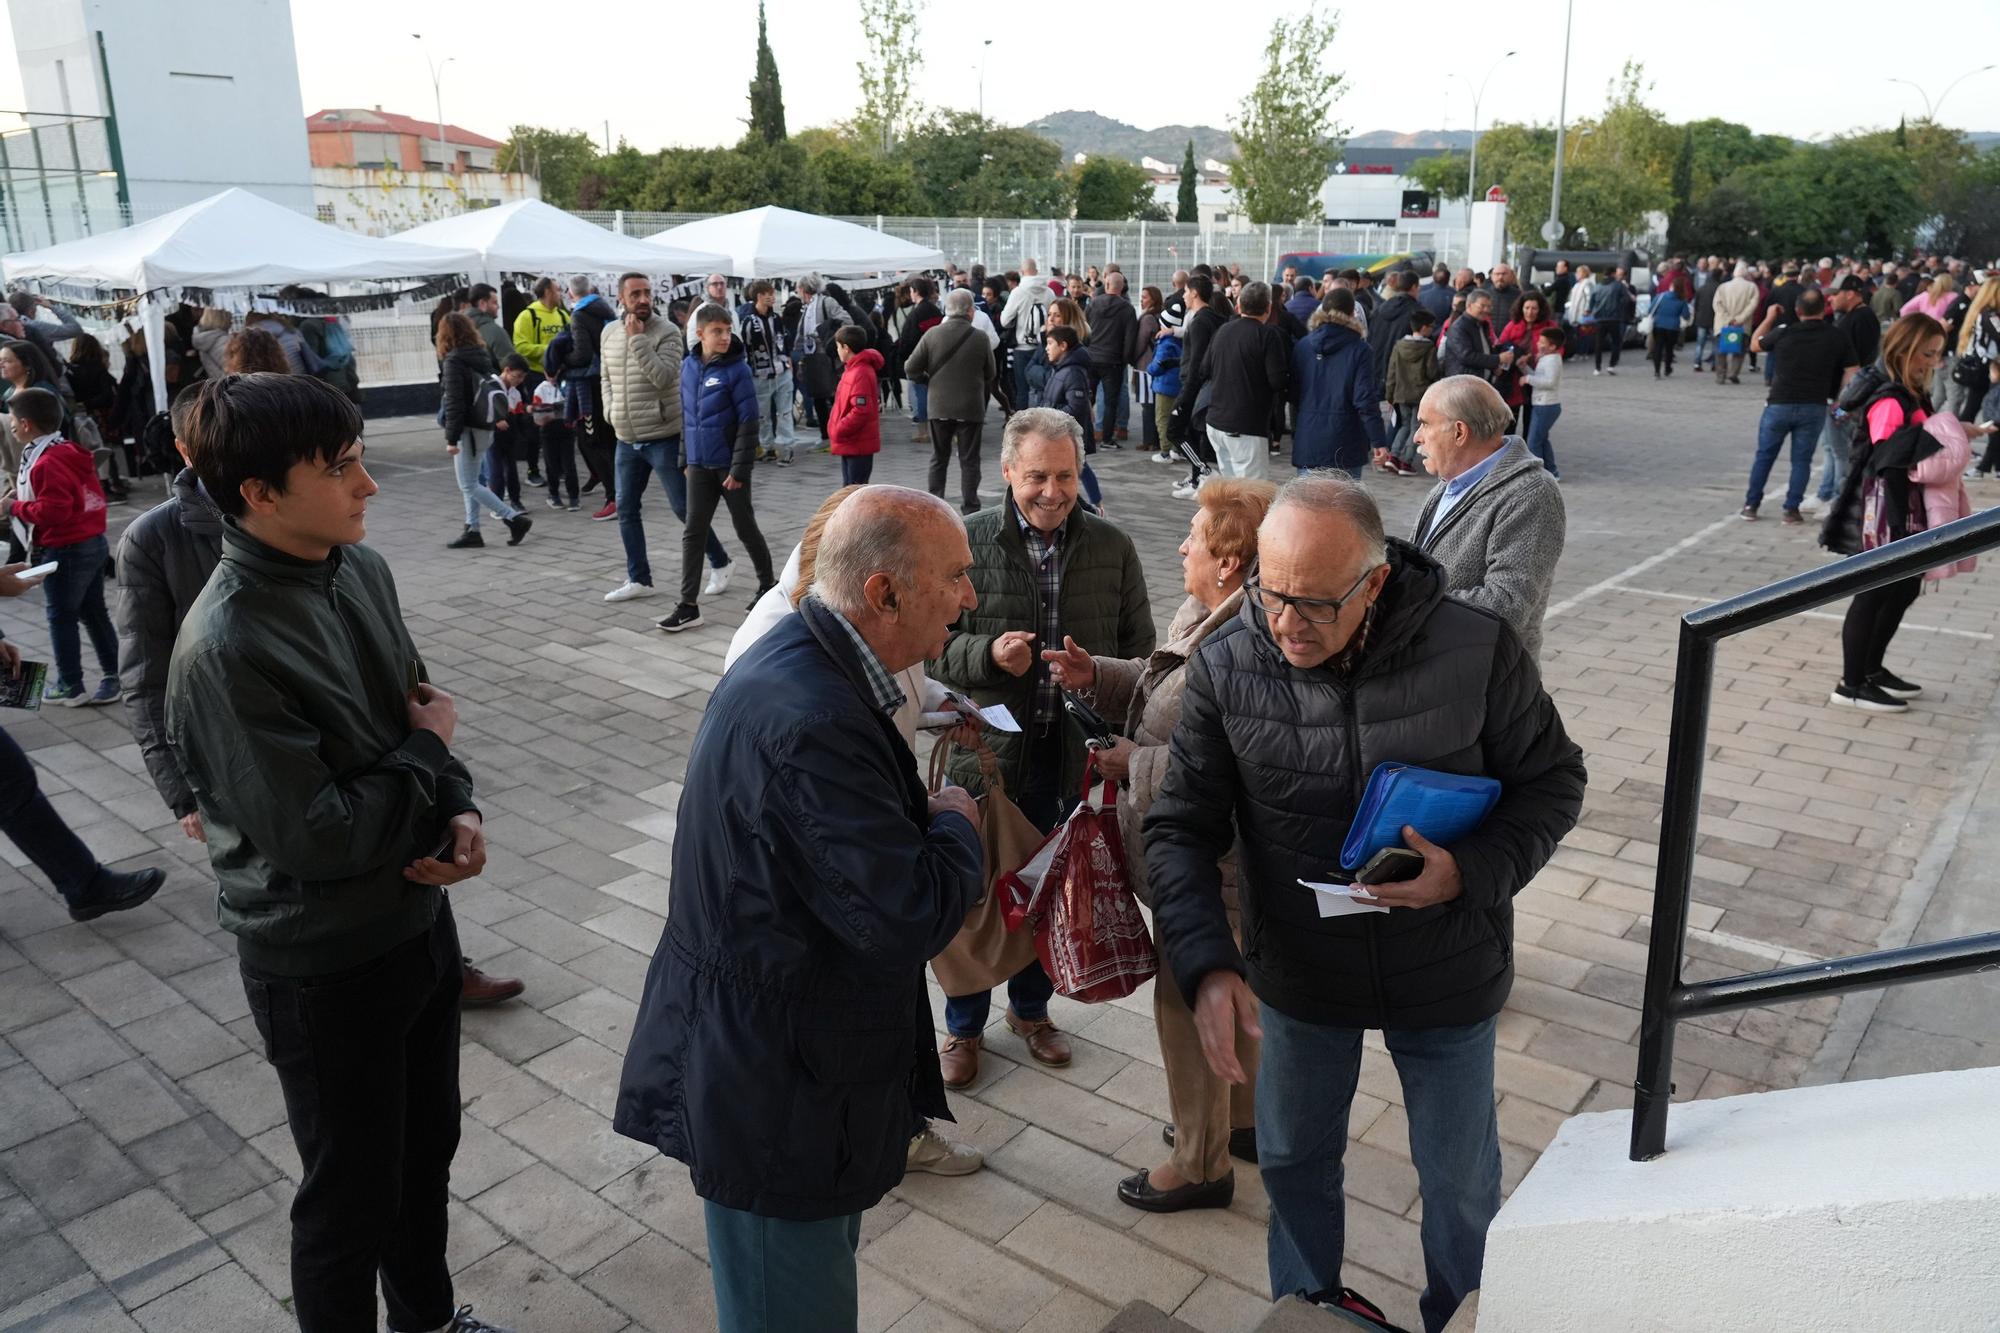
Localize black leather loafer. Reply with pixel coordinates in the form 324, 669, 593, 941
1117, 1168, 1234, 1213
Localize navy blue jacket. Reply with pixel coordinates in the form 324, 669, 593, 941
1417, 280, 1456, 329
679, 337, 760, 476
1290, 321, 1388, 471
614, 598, 983, 1221
1039, 347, 1097, 448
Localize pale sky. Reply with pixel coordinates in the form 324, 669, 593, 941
4, 0, 1998, 151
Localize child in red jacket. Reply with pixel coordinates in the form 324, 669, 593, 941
3, 387, 118, 706
826, 326, 882, 486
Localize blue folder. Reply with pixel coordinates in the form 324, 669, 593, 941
1339, 763, 1502, 871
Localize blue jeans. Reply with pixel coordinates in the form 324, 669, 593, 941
704, 1200, 860, 1333
756, 369, 796, 457
910, 381, 929, 424
839, 454, 874, 486
616, 439, 728, 587
38, 535, 118, 692
451, 432, 518, 530
1746, 402, 1826, 514
1816, 409, 1847, 502
1524, 401, 1561, 477
1258, 1006, 1499, 1333
1691, 326, 1713, 368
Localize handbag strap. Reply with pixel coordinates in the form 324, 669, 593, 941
930, 731, 1006, 799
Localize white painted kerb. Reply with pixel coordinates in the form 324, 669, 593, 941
1478, 1066, 2000, 1332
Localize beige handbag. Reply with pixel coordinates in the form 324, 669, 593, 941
927, 737, 1044, 996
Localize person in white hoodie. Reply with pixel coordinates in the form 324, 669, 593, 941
1562, 265, 1597, 358
1520, 326, 1566, 480
1000, 260, 1055, 404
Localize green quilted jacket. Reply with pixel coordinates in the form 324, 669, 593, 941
930, 495, 1155, 799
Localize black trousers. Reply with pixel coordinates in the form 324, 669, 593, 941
541, 420, 578, 503
1594, 322, 1624, 369
486, 427, 522, 506
680, 465, 775, 606
928, 419, 984, 512
1841, 575, 1922, 687
241, 908, 464, 1333
811, 396, 835, 441
579, 387, 617, 503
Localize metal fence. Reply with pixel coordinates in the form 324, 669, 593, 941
1631, 508, 2000, 1161
572, 211, 1468, 291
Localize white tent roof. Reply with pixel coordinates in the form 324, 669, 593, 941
392, 199, 727, 275
641, 206, 944, 280
2, 188, 471, 293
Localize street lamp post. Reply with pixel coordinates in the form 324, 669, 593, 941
1544, 0, 1574, 246
978, 39, 994, 122
1889, 65, 1996, 121
412, 34, 454, 173
1459, 50, 1516, 201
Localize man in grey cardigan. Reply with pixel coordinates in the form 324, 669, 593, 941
1409, 375, 1566, 659
905, 289, 998, 514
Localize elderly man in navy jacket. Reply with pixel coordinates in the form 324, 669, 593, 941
615, 485, 985, 1332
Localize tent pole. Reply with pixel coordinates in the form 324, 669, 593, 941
141, 295, 168, 440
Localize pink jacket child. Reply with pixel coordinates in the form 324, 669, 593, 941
1909, 413, 1977, 582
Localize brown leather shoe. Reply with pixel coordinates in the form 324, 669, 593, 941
460, 958, 525, 1008
940, 1035, 981, 1088
1004, 1009, 1071, 1067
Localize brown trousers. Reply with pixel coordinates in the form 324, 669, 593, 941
1155, 911, 1259, 1183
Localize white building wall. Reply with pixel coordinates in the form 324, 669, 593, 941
313, 168, 541, 237
11, 0, 313, 217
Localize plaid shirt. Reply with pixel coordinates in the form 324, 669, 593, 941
1018, 513, 1066, 732
813, 597, 907, 717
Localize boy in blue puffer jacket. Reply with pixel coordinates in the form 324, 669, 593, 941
660, 304, 777, 634
1147, 327, 1183, 462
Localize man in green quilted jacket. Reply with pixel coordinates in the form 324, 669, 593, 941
928, 405, 1154, 1088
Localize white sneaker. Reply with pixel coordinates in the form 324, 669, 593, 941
906, 1125, 984, 1176
703, 563, 735, 597
1798, 496, 1827, 515
1151, 451, 1178, 464
1170, 480, 1199, 500
604, 581, 656, 603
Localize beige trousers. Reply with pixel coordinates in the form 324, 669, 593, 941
1154, 911, 1259, 1183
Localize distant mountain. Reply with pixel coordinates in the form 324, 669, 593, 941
1020, 110, 1235, 167
1346, 129, 1475, 151
1022, 112, 1997, 165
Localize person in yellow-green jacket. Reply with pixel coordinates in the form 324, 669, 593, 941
510, 276, 569, 372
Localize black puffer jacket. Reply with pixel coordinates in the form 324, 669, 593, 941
1145, 540, 1586, 1029
439, 345, 496, 446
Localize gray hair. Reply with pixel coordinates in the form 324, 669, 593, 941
1733, 262, 1751, 279
811, 486, 961, 617
569, 275, 595, 297
1427, 375, 1514, 441
798, 272, 823, 295
1270, 471, 1387, 572
1000, 406, 1085, 470
943, 288, 975, 318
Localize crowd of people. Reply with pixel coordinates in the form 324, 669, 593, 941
0, 231, 1994, 1333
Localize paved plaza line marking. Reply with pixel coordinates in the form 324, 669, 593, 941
1614, 586, 1993, 641
1541, 516, 1740, 621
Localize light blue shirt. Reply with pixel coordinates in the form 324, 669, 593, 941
1423, 447, 1505, 542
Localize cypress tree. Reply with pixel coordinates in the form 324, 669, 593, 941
1177, 139, 1199, 223
748, 0, 788, 145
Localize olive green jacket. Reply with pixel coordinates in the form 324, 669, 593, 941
930, 495, 1155, 800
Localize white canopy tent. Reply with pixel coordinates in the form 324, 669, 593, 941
640, 205, 944, 281
2, 187, 473, 421
392, 199, 728, 287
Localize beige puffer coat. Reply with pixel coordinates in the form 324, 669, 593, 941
1089, 589, 1243, 908
601, 315, 685, 444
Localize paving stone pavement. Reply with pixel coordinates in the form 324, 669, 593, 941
3, 365, 1996, 1332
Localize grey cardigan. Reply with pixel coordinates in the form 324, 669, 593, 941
1410, 436, 1565, 660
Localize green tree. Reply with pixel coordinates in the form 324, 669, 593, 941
496, 126, 599, 209
1177, 140, 1199, 222
575, 141, 657, 211
1725, 139, 1920, 256
1677, 179, 1765, 256
855, 0, 923, 155
808, 139, 923, 215
1229, 6, 1346, 223
1072, 156, 1161, 221
1931, 147, 2000, 261
747, 0, 787, 145
1667, 124, 1694, 248
1894, 116, 1908, 150
899, 112, 1071, 216
1408, 152, 1470, 202
644, 140, 826, 214
1681, 118, 1791, 196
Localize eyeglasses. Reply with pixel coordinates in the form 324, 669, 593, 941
1246, 567, 1380, 625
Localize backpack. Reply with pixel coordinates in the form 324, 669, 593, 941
544, 329, 575, 381
1831, 362, 1893, 453
316, 318, 355, 371
137, 410, 179, 477
470, 374, 507, 429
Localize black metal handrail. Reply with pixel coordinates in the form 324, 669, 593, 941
1632, 507, 2000, 1160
